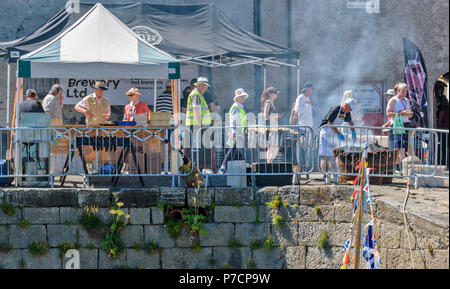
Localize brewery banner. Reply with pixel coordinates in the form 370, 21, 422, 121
59, 65, 197, 106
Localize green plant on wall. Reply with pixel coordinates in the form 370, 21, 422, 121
263, 235, 274, 251
317, 230, 329, 249
100, 195, 129, 258
79, 205, 104, 238
272, 213, 284, 227
57, 242, 81, 258
18, 219, 30, 229
28, 241, 49, 257
0, 242, 12, 254
144, 241, 162, 256
0, 197, 15, 216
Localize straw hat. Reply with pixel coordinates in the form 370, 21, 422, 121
94, 81, 108, 90
125, 87, 141, 97
234, 88, 249, 101
194, 77, 211, 87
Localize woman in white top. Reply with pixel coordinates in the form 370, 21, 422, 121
386, 83, 414, 172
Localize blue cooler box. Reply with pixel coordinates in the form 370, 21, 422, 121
0, 159, 13, 186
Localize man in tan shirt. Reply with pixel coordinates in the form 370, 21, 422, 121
75, 81, 111, 126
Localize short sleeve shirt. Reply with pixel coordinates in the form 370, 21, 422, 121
320, 106, 352, 128
20, 99, 44, 113
42, 94, 63, 119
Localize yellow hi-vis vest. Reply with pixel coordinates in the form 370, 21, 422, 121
229, 103, 247, 133
186, 89, 212, 126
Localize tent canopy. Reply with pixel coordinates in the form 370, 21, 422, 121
1, 2, 299, 68
17, 3, 178, 79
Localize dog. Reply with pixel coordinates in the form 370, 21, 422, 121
178, 148, 205, 188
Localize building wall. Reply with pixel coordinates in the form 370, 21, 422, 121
0, 0, 448, 127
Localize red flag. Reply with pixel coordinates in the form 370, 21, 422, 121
355, 161, 362, 170
352, 176, 359, 185
343, 252, 350, 265
351, 189, 358, 200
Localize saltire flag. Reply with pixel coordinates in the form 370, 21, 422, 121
362, 222, 376, 269
403, 38, 428, 128
342, 239, 351, 251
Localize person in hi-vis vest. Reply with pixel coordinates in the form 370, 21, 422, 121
186, 77, 212, 127
75, 81, 111, 127
218, 88, 248, 174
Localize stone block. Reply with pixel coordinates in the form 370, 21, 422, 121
120, 225, 143, 248
253, 247, 285, 269
299, 186, 332, 206
285, 246, 306, 269
0, 225, 7, 243
0, 206, 21, 224
130, 208, 150, 225
425, 249, 449, 269
297, 222, 334, 247
60, 207, 83, 224
305, 247, 341, 269
4, 189, 78, 207
9, 225, 46, 249
144, 225, 175, 248
213, 247, 251, 269
200, 223, 234, 247
174, 227, 197, 248
117, 189, 160, 208
254, 187, 279, 205
151, 207, 164, 224
272, 223, 298, 246
378, 222, 401, 249
161, 248, 212, 269
47, 225, 80, 247
61, 248, 98, 269
257, 205, 272, 223
414, 230, 444, 249
374, 200, 404, 226
316, 205, 335, 222
0, 249, 22, 269
77, 225, 103, 248
187, 188, 213, 207
160, 188, 185, 206
235, 223, 270, 246
278, 186, 300, 204
214, 206, 256, 223
214, 187, 253, 205
78, 189, 112, 208
280, 205, 317, 222
331, 186, 353, 202
385, 248, 426, 269
400, 227, 416, 250
126, 249, 160, 269
23, 248, 61, 269
97, 208, 113, 224
333, 202, 353, 223
328, 223, 352, 247
23, 207, 59, 224
98, 249, 127, 269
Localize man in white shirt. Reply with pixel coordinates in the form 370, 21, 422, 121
294, 82, 315, 173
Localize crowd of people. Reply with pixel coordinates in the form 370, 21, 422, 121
19, 76, 423, 179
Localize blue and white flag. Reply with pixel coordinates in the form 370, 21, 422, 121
342, 239, 351, 251
362, 223, 376, 269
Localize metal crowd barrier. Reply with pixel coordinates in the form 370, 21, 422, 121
193, 125, 315, 186
317, 125, 448, 187
1, 125, 448, 188
1, 126, 194, 188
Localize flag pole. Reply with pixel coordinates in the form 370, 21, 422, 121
354, 154, 366, 269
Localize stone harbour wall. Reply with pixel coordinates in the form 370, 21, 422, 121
0, 186, 448, 269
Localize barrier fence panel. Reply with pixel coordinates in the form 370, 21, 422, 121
1, 125, 447, 188
317, 125, 447, 185
192, 125, 315, 186
1, 126, 194, 187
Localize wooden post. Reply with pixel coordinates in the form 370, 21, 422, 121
354, 156, 366, 269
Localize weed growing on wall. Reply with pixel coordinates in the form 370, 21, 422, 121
79, 205, 104, 238
28, 241, 49, 257
100, 195, 130, 258
0, 197, 15, 216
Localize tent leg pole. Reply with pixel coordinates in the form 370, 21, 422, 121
263, 65, 267, 90
296, 58, 300, 96
6, 63, 10, 127
154, 78, 157, 112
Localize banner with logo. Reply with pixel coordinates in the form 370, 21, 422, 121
59, 65, 197, 106
403, 38, 428, 127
